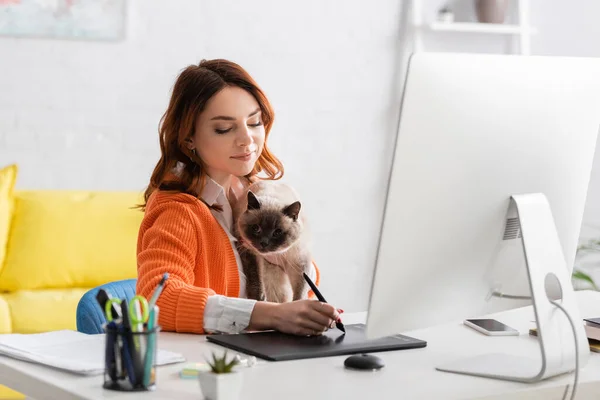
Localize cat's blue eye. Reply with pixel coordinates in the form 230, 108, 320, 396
273, 229, 282, 238
251, 225, 261, 234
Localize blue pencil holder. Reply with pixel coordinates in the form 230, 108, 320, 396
103, 323, 160, 391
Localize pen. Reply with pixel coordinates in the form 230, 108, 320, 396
148, 273, 169, 309
121, 300, 142, 385
303, 272, 345, 333
105, 321, 118, 382
117, 320, 137, 386
143, 305, 159, 387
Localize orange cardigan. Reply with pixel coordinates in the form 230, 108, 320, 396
136, 190, 320, 334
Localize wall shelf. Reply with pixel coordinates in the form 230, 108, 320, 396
428, 22, 537, 35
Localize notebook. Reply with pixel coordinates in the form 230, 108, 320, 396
0, 330, 185, 375
584, 317, 600, 327
206, 323, 427, 361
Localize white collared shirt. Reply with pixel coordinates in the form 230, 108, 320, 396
201, 177, 318, 334
202, 177, 255, 334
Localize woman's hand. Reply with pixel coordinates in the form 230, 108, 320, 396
248, 299, 340, 336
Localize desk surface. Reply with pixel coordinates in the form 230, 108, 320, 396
4, 291, 600, 400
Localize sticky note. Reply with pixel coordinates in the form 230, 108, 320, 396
179, 362, 211, 379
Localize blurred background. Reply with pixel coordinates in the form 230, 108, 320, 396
2, 0, 600, 313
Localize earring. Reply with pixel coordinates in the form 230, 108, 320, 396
189, 148, 197, 162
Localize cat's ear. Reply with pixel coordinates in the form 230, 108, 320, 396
283, 201, 301, 221
247, 191, 261, 210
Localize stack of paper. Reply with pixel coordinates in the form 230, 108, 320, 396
0, 330, 185, 375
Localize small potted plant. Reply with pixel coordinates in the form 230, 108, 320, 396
198, 351, 242, 400
437, 5, 454, 23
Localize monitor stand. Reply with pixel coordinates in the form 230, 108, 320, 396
436, 193, 590, 382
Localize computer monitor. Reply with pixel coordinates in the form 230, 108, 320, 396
365, 52, 600, 381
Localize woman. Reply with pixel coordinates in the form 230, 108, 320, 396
136, 59, 340, 336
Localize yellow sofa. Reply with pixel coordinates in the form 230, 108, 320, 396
0, 164, 144, 333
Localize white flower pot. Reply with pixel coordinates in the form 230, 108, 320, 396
198, 370, 243, 400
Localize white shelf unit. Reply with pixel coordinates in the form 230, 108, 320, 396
391, 0, 537, 154
411, 0, 535, 55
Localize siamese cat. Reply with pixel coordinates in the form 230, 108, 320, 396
233, 181, 312, 303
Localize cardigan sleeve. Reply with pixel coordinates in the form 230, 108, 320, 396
136, 201, 215, 334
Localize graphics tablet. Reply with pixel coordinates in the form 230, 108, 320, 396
205, 323, 426, 361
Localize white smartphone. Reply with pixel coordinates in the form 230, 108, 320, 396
463, 318, 519, 336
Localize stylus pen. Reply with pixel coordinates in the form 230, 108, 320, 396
303, 272, 346, 333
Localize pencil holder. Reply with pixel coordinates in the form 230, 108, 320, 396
103, 323, 160, 391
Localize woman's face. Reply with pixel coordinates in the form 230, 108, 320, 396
188, 86, 265, 186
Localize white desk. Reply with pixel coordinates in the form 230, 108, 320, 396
3, 290, 600, 400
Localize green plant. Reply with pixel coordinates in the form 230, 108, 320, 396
572, 269, 599, 291
207, 351, 239, 374
572, 240, 600, 290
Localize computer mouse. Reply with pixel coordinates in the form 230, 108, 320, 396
344, 354, 385, 371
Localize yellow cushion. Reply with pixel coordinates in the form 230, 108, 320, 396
0, 385, 25, 400
0, 164, 18, 274
0, 191, 143, 291
0, 294, 11, 333
3, 288, 89, 333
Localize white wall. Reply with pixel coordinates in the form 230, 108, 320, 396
528, 0, 600, 282
2, 0, 600, 311
529, 0, 600, 228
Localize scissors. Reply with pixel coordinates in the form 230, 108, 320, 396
104, 295, 149, 330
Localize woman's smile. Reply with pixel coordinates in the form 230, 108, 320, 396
231, 150, 255, 162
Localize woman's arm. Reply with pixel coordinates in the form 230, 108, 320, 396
248, 299, 339, 336
136, 201, 215, 334
137, 200, 336, 335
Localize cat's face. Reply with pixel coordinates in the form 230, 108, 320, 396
238, 191, 302, 254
